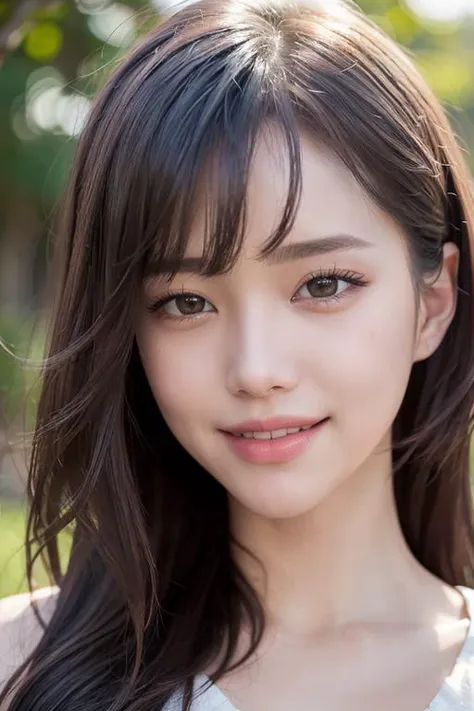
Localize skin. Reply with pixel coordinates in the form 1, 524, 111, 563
136, 127, 467, 710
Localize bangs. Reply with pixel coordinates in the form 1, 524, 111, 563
100, 0, 445, 293
136, 40, 303, 281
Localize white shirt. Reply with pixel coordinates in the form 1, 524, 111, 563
165, 585, 474, 710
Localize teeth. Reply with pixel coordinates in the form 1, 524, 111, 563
236, 425, 314, 439
271, 428, 288, 439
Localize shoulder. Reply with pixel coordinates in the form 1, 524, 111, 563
163, 675, 232, 711
434, 585, 474, 710
457, 585, 474, 651
0, 586, 59, 699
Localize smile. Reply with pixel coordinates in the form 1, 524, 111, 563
231, 425, 313, 439
221, 418, 329, 464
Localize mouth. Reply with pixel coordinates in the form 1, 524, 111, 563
220, 417, 329, 465
227, 423, 316, 440
222, 415, 327, 436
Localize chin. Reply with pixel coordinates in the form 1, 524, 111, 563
231, 484, 329, 521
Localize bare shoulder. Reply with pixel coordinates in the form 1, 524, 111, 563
0, 586, 59, 699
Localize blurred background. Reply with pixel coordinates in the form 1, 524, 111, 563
1, 0, 474, 597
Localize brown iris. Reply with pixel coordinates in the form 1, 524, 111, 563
306, 276, 338, 298
175, 294, 206, 314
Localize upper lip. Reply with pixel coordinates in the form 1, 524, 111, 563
222, 416, 327, 434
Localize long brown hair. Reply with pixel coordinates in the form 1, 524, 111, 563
2, 0, 474, 708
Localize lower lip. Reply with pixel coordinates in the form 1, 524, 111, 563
222, 420, 329, 464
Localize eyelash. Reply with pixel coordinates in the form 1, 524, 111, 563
296, 267, 369, 304
147, 267, 369, 320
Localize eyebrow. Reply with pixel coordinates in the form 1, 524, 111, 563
145, 234, 373, 277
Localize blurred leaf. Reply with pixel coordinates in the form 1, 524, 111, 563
385, 6, 421, 45
423, 20, 463, 37
357, 0, 395, 13
24, 21, 63, 62
0, 323, 22, 420
368, 13, 397, 40
0, 502, 72, 597
0, 2, 7, 20
35, 2, 69, 21
416, 50, 474, 104
76, 0, 111, 12
0, 54, 32, 106
0, 313, 35, 421
11, 134, 76, 202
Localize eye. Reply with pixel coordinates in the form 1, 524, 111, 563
299, 275, 342, 299
148, 292, 214, 318
293, 269, 368, 304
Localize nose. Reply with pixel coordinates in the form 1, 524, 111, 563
226, 307, 298, 399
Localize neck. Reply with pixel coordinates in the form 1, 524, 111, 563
229, 443, 448, 634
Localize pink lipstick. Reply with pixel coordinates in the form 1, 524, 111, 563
221, 416, 329, 464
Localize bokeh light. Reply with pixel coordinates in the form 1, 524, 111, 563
23, 68, 92, 138
406, 0, 474, 22
87, 3, 136, 46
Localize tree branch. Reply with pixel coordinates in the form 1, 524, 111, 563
0, 0, 58, 60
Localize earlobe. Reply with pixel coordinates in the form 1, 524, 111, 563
413, 242, 459, 363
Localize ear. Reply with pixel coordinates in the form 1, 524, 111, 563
413, 242, 459, 363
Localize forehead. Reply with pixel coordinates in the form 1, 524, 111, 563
185, 127, 400, 259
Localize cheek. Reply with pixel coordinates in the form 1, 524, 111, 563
316, 281, 417, 437
136, 328, 216, 425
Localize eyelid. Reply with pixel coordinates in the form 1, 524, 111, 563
146, 266, 369, 318
146, 289, 215, 316
292, 267, 369, 298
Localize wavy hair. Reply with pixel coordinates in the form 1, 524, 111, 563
2, 0, 474, 708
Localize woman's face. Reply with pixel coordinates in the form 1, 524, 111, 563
136, 129, 443, 519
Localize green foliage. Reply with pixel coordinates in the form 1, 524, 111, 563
385, 5, 421, 44
0, 316, 21, 421
0, 501, 71, 598
24, 21, 64, 62
0, 313, 45, 429
357, 0, 474, 129
0, 503, 31, 597
35, 2, 69, 21
418, 51, 474, 104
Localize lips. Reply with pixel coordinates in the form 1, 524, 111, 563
221, 416, 329, 465
232, 424, 313, 440
223, 416, 323, 435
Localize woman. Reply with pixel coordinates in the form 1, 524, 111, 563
1, 0, 474, 708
